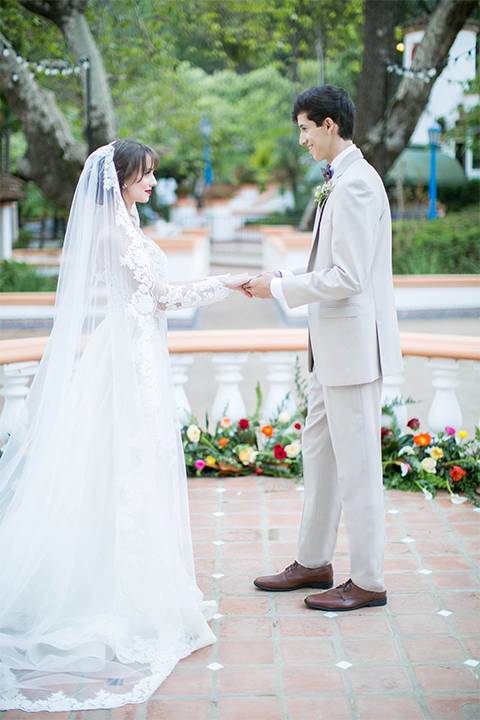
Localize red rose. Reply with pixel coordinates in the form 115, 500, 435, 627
294, 422, 302, 430
255, 467, 264, 475
381, 427, 390, 439
274, 446, 287, 460
407, 418, 420, 431
239, 419, 249, 430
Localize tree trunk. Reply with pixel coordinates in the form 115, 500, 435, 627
19, 0, 116, 149
359, 0, 478, 174
0, 32, 84, 209
354, 0, 396, 149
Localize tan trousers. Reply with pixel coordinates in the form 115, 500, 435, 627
297, 372, 386, 592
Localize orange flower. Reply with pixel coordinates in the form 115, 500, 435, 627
413, 433, 431, 446
218, 437, 230, 447
261, 425, 274, 437
450, 465, 466, 482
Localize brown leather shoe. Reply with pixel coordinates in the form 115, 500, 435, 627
304, 578, 387, 611
254, 561, 334, 592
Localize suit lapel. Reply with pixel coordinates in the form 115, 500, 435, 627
306, 148, 364, 272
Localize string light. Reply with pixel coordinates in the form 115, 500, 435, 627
2, 46, 90, 85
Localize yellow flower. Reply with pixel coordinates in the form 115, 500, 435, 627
421, 457, 437, 474
458, 431, 468, 438
238, 446, 255, 464
430, 447, 444, 460
186, 424, 200, 442
205, 456, 216, 466
285, 441, 301, 459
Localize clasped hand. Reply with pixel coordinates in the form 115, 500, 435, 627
224, 272, 277, 299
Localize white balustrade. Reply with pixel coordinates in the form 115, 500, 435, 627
381, 371, 407, 428
211, 353, 248, 424
426, 358, 463, 435
261, 351, 297, 421
0, 361, 38, 445
170, 354, 194, 425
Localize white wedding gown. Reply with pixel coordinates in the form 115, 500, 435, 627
0, 145, 231, 711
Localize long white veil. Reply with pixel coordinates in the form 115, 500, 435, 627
0, 144, 216, 711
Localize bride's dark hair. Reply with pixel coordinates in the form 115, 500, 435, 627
113, 139, 159, 187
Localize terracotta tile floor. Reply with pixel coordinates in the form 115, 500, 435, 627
2, 477, 479, 720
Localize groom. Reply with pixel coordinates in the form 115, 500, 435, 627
244, 85, 403, 611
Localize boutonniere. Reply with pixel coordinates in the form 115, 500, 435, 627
314, 179, 334, 206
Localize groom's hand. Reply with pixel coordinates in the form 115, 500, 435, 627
244, 272, 276, 299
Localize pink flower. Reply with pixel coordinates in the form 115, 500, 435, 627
219, 417, 233, 428
445, 427, 455, 436
195, 460, 205, 470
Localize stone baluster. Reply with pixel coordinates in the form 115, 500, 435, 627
170, 354, 194, 426
381, 370, 407, 428
261, 352, 297, 422
211, 353, 248, 424
426, 358, 462, 435
0, 361, 39, 445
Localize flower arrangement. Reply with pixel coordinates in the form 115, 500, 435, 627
314, 179, 334, 206
182, 385, 304, 478
381, 408, 480, 506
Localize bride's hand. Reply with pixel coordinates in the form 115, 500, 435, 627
223, 273, 254, 296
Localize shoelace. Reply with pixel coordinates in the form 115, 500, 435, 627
285, 561, 299, 574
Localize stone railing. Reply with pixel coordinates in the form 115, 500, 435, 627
1, 329, 479, 445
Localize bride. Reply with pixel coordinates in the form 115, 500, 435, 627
0, 140, 247, 711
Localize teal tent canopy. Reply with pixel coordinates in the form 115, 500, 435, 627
305, 147, 466, 187
386, 147, 466, 187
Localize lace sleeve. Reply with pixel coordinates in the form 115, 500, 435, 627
155, 277, 233, 311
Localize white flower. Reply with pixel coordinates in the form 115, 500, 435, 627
187, 424, 201, 442
422, 488, 433, 500
314, 179, 334, 205
285, 441, 301, 459
450, 493, 468, 505
420, 457, 437, 473
398, 446, 415, 456
249, 450, 258, 463
278, 411, 291, 424
400, 462, 411, 476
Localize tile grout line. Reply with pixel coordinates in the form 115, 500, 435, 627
258, 476, 290, 720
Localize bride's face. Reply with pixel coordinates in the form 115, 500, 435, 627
122, 157, 157, 207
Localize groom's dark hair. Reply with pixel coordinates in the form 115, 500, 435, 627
292, 85, 355, 140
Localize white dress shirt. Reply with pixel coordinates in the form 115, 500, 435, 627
270, 143, 357, 300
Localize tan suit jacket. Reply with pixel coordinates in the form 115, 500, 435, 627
282, 148, 403, 387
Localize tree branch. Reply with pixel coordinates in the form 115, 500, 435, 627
0, 32, 85, 209
360, 0, 478, 173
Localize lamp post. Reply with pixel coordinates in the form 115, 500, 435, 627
200, 116, 213, 189
428, 121, 441, 220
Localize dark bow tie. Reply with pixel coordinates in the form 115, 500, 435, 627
321, 164, 333, 182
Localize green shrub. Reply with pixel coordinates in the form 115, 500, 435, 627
392, 205, 480, 274
438, 180, 480, 212
0, 260, 58, 292
14, 228, 35, 249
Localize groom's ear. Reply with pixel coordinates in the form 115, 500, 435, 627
324, 117, 337, 134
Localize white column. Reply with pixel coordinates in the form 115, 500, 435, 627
381, 370, 407, 428
211, 353, 248, 424
0, 204, 13, 260
261, 351, 297, 422
0, 361, 38, 445
170, 354, 194, 425
426, 357, 462, 435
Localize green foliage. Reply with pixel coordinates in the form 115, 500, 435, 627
392, 206, 480, 275
0, 260, 58, 292
382, 406, 480, 507
437, 180, 480, 213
